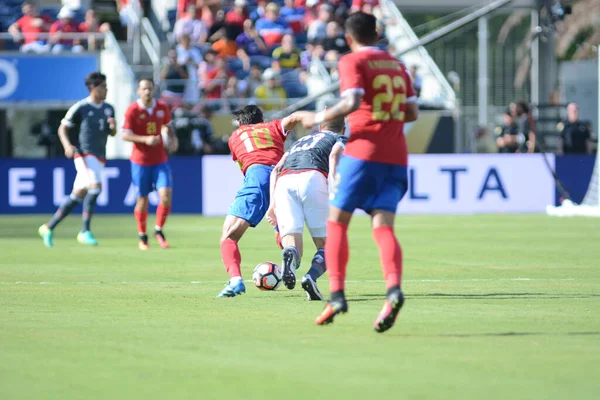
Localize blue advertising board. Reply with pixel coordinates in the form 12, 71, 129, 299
0, 158, 202, 214
0, 54, 98, 103
555, 155, 596, 204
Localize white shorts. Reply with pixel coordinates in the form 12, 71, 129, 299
275, 170, 329, 238
73, 155, 104, 190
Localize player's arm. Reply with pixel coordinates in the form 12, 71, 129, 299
403, 68, 419, 123
526, 110, 536, 153
58, 103, 82, 158
585, 123, 594, 155
108, 106, 117, 136
281, 112, 306, 132
328, 142, 345, 192
162, 108, 179, 153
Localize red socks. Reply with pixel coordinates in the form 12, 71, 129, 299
134, 210, 147, 234
156, 204, 171, 230
325, 220, 349, 293
221, 238, 242, 279
373, 226, 403, 289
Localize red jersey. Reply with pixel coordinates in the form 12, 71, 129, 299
338, 47, 416, 166
122, 99, 172, 166
50, 20, 81, 46
15, 15, 52, 44
229, 120, 288, 174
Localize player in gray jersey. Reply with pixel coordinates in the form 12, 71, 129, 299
266, 117, 347, 300
38, 72, 116, 247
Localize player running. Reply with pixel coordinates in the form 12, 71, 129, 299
38, 72, 116, 247
216, 105, 303, 298
265, 117, 347, 300
298, 12, 419, 332
121, 78, 178, 250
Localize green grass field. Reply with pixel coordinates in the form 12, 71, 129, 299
1, 214, 599, 399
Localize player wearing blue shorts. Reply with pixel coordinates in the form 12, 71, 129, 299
121, 78, 178, 250
216, 105, 303, 298
299, 12, 420, 333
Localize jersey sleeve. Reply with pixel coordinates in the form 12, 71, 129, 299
61, 101, 82, 127
338, 55, 365, 98
121, 104, 136, 134
162, 104, 172, 126
336, 134, 348, 147
228, 134, 238, 161
270, 119, 288, 140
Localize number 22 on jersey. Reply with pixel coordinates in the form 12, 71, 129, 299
372, 74, 407, 122
240, 128, 273, 152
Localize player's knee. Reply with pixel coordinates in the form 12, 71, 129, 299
88, 184, 102, 195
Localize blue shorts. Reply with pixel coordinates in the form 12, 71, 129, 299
228, 164, 273, 227
131, 161, 172, 197
330, 155, 408, 214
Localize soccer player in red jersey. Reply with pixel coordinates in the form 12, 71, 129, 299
298, 12, 419, 332
216, 105, 303, 298
121, 78, 179, 250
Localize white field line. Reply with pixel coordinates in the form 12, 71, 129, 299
0, 278, 578, 285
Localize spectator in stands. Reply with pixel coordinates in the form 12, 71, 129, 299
409, 65, 423, 98
255, 3, 292, 48
212, 28, 238, 59
225, 0, 248, 38
8, 1, 52, 54
272, 34, 302, 72
250, 0, 268, 21
557, 102, 594, 155
160, 49, 189, 107
322, 21, 349, 56
303, 0, 320, 27
173, 4, 208, 48
280, 0, 305, 34
476, 127, 498, 154
116, 0, 142, 34
350, 0, 379, 15
515, 100, 536, 153
79, 9, 111, 51
254, 67, 287, 111
176, 33, 203, 103
177, 0, 202, 19
207, 9, 226, 43
49, 7, 84, 54
204, 57, 233, 108
198, 49, 217, 89
240, 64, 264, 98
236, 19, 271, 70
307, 4, 332, 42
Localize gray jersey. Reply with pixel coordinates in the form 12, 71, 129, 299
62, 98, 115, 160
282, 132, 347, 175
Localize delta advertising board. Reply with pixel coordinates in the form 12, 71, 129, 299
202, 154, 556, 215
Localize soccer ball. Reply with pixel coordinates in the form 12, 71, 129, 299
252, 262, 282, 291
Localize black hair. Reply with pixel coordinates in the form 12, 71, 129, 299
84, 72, 106, 90
321, 117, 345, 134
138, 77, 155, 87
344, 12, 378, 45
232, 105, 264, 126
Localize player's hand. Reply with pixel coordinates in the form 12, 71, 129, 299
107, 117, 116, 130
145, 135, 161, 146
266, 207, 277, 228
64, 145, 78, 159
168, 136, 179, 153
298, 112, 317, 129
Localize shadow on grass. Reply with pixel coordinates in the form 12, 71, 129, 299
400, 331, 600, 338
355, 293, 600, 301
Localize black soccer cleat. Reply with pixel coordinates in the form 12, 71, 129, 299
282, 248, 297, 290
373, 289, 405, 333
315, 297, 348, 325
301, 275, 323, 301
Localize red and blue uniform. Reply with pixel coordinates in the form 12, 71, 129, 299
122, 99, 173, 196
228, 119, 288, 227
331, 47, 416, 213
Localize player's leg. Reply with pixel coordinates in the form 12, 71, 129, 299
131, 162, 153, 250
300, 171, 329, 300
370, 165, 408, 333
217, 165, 273, 298
78, 156, 104, 246
274, 174, 305, 290
216, 215, 250, 298
301, 237, 326, 301
154, 162, 173, 249
316, 156, 371, 324
39, 157, 89, 247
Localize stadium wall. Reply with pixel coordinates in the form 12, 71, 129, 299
1, 155, 595, 215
